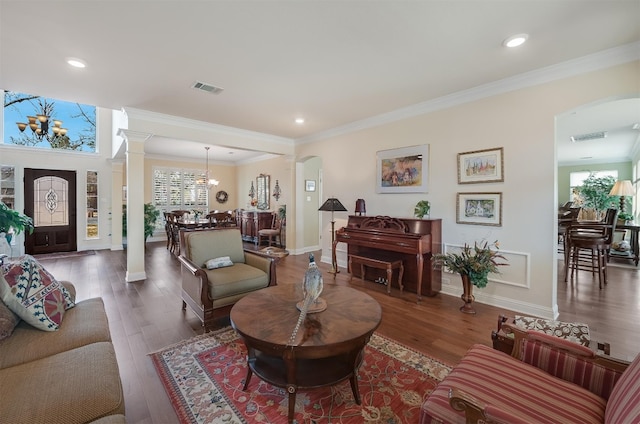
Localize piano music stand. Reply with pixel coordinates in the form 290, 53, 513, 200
319, 198, 348, 274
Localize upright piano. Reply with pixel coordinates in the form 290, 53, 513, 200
334, 215, 442, 299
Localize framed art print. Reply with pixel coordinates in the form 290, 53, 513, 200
456, 192, 502, 226
376, 144, 429, 193
457, 147, 504, 184
305, 180, 316, 192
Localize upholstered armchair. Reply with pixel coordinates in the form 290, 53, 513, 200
178, 228, 276, 330
420, 321, 638, 424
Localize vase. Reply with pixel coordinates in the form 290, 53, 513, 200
459, 274, 476, 314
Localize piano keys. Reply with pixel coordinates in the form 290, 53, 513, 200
334, 215, 442, 300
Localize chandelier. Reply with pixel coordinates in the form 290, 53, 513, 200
198, 147, 219, 189
16, 115, 69, 142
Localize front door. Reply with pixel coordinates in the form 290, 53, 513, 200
24, 169, 77, 254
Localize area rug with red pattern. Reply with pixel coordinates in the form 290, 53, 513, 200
150, 327, 452, 423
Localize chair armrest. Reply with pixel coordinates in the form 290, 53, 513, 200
448, 388, 493, 424
244, 250, 277, 286
178, 254, 211, 307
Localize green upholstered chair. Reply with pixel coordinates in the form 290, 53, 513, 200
178, 228, 276, 330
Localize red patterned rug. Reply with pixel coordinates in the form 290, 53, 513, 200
150, 327, 451, 423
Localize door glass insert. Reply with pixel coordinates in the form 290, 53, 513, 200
34, 176, 68, 227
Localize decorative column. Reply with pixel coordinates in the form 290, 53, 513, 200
118, 129, 151, 282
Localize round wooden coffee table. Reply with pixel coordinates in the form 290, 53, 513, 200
230, 284, 382, 423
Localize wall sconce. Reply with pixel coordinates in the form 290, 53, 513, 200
248, 181, 255, 198
272, 179, 282, 201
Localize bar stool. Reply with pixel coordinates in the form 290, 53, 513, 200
565, 208, 618, 289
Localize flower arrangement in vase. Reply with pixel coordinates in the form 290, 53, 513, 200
433, 240, 508, 314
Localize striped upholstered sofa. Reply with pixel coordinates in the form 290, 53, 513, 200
420, 322, 640, 424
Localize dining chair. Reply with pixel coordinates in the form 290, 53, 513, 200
256, 212, 282, 247
565, 208, 618, 289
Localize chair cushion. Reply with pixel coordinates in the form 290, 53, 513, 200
0, 297, 112, 369
206, 263, 269, 300
514, 315, 590, 346
0, 342, 125, 423
185, 229, 245, 268
605, 352, 640, 423
420, 344, 606, 424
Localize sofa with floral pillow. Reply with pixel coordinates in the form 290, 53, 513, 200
0, 254, 125, 424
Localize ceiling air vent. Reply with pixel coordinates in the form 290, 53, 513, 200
191, 81, 224, 94
570, 131, 607, 143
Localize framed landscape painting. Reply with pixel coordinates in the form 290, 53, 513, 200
376, 144, 429, 193
457, 147, 504, 184
456, 192, 502, 226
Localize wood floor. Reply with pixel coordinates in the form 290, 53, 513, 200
38, 241, 640, 424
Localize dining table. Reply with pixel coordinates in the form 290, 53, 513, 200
177, 217, 210, 229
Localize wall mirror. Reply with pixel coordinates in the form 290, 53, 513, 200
256, 174, 270, 210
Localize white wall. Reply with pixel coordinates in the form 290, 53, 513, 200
295, 61, 640, 319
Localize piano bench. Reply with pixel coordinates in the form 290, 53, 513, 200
348, 253, 404, 295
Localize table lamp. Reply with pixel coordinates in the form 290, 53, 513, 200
319, 197, 347, 274
609, 180, 634, 214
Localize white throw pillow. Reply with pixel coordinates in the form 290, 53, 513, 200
205, 256, 234, 270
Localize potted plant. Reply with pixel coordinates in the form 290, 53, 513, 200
277, 204, 286, 222
0, 201, 34, 243
576, 174, 616, 219
433, 240, 507, 314
414, 200, 431, 219
122, 203, 161, 244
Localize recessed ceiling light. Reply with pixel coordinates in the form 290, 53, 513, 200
295, 118, 305, 124
503, 34, 528, 48
66, 57, 87, 68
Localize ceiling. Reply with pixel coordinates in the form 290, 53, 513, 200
1, 1, 639, 164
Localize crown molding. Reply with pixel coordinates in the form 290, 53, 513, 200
297, 41, 640, 145
123, 108, 294, 146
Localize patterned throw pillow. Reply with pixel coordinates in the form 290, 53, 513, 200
514, 315, 590, 346
0, 255, 75, 331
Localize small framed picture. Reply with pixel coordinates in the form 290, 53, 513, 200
305, 180, 316, 192
457, 147, 504, 184
456, 192, 502, 226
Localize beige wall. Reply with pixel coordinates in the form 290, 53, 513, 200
236, 156, 292, 211
295, 61, 640, 318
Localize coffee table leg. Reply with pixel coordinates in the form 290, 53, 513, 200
287, 385, 297, 423
242, 347, 254, 390
349, 375, 361, 404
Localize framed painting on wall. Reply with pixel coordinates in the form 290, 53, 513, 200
456, 192, 502, 226
376, 144, 429, 193
457, 147, 504, 184
305, 180, 316, 192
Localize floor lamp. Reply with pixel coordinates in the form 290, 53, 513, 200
319, 197, 347, 274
